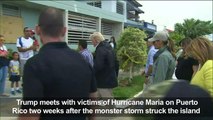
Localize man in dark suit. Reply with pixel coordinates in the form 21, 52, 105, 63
90, 32, 117, 98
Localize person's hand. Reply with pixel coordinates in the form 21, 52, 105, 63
141, 70, 145, 76
29, 45, 37, 51
144, 77, 149, 85
0, 51, 8, 57
32, 45, 37, 51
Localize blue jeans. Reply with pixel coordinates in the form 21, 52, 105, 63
0, 66, 8, 94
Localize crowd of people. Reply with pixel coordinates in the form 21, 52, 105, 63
0, 7, 212, 120
0, 27, 39, 97
142, 30, 213, 98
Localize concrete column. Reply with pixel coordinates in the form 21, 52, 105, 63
120, 1, 127, 22
97, 17, 101, 32
64, 9, 68, 43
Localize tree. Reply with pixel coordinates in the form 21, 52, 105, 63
169, 31, 184, 45
174, 18, 213, 39
117, 27, 147, 83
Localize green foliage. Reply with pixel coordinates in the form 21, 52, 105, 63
7, 48, 14, 60
113, 75, 144, 99
117, 27, 147, 71
174, 18, 213, 39
169, 32, 184, 45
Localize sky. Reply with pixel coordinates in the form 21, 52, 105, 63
138, 1, 213, 31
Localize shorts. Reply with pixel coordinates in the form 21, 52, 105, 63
9, 75, 20, 82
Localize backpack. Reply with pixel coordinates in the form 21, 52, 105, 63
18, 37, 23, 47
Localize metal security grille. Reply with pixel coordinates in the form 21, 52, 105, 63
116, 2, 124, 15
87, 1, 101, 8
2, 4, 20, 17
101, 22, 113, 36
68, 12, 97, 44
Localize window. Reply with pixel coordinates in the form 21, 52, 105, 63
87, 1, 101, 8
116, 2, 124, 15
101, 22, 113, 36
68, 12, 97, 44
2, 4, 20, 17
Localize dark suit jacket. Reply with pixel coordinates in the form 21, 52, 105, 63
94, 41, 118, 88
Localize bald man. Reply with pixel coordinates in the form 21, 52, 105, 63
19, 8, 97, 120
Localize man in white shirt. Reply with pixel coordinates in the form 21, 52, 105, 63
16, 27, 36, 76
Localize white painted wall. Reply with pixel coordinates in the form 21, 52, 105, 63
102, 1, 116, 13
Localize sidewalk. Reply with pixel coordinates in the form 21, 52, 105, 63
0, 77, 21, 120
0, 70, 145, 120
1, 69, 177, 120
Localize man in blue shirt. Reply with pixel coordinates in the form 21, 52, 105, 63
78, 40, 94, 67
142, 38, 158, 91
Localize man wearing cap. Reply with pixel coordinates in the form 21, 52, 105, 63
142, 35, 158, 90
16, 27, 36, 77
148, 31, 176, 84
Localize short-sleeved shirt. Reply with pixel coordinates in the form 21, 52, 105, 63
16, 37, 34, 60
145, 45, 158, 74
22, 42, 97, 120
9, 60, 20, 75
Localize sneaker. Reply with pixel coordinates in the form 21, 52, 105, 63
0, 94, 9, 97
16, 89, 22, 94
11, 91, 16, 95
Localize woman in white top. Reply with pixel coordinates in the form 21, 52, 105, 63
0, 34, 9, 96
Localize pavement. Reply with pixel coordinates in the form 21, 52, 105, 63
0, 69, 177, 120
0, 76, 22, 120
0, 70, 143, 120
0, 89, 136, 120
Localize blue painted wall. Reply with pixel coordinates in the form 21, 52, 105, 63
21, 7, 40, 29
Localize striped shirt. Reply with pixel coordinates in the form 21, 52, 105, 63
80, 48, 94, 67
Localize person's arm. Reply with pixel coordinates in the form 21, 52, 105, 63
144, 49, 155, 84
16, 38, 36, 52
141, 70, 145, 76
94, 48, 105, 72
17, 46, 35, 52
144, 65, 153, 84
192, 65, 199, 78
191, 58, 199, 78
153, 55, 169, 82
9, 61, 13, 73
0, 46, 8, 57
18, 59, 43, 120
0, 52, 7, 57
146, 65, 153, 77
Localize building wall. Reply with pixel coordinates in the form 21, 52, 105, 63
102, 1, 117, 13
3, 0, 124, 52
1, 2, 41, 52
21, 7, 40, 29
30, 1, 124, 22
